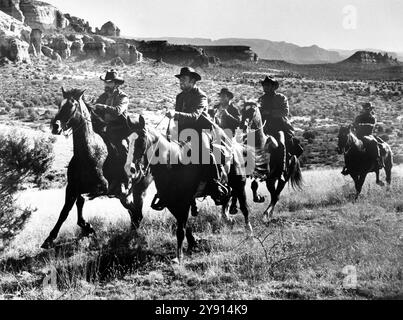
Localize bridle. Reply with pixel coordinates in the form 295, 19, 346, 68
56, 98, 91, 137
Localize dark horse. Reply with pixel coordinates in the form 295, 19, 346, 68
127, 115, 253, 262
337, 125, 393, 199
41, 88, 153, 249
239, 103, 303, 221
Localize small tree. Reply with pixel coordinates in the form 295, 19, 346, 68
0, 130, 55, 252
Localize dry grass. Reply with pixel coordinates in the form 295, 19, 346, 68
0, 166, 402, 300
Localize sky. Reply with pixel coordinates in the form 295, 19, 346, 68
45, 0, 403, 52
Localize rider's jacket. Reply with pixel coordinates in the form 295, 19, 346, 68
259, 92, 294, 137
354, 112, 376, 138
96, 89, 129, 124
174, 86, 208, 133
209, 103, 241, 135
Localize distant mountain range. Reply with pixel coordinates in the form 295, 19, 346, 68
133, 37, 403, 65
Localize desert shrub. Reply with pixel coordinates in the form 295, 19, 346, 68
303, 130, 317, 141
27, 107, 40, 121
13, 101, 24, 109
0, 131, 55, 252
15, 108, 28, 120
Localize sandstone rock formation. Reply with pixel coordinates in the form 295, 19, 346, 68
108, 42, 142, 64
18, 0, 67, 30
198, 45, 255, 61
83, 41, 106, 57
341, 51, 400, 66
64, 13, 91, 33
0, 10, 31, 62
98, 21, 120, 37
50, 35, 71, 59
41, 44, 61, 61
29, 27, 41, 56
0, 0, 24, 22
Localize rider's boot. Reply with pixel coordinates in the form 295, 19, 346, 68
208, 158, 231, 206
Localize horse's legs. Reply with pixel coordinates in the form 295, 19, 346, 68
41, 185, 77, 249
263, 178, 286, 221
190, 199, 199, 217
251, 179, 265, 203
186, 225, 197, 253
76, 195, 95, 236
385, 154, 393, 187
353, 174, 367, 200
236, 178, 253, 237
375, 169, 385, 186
173, 206, 190, 263
120, 175, 152, 231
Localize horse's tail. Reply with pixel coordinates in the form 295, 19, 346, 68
288, 157, 303, 190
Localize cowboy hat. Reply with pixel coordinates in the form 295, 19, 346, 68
362, 102, 375, 110
218, 88, 234, 100
100, 69, 125, 85
260, 76, 279, 89
175, 67, 202, 82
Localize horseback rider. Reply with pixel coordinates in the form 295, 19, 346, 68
341, 102, 384, 175
258, 76, 299, 181
153, 67, 230, 208
94, 69, 130, 195
208, 88, 241, 136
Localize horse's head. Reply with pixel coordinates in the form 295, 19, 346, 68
337, 125, 352, 154
51, 87, 86, 135
128, 114, 148, 164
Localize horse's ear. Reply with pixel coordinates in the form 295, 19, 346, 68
79, 89, 86, 99
139, 115, 145, 129
61, 87, 66, 98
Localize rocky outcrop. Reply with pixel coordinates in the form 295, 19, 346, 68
49, 35, 71, 59
98, 21, 120, 37
340, 51, 400, 66
0, 0, 24, 22
198, 45, 255, 62
130, 40, 207, 65
28, 27, 41, 56
0, 36, 30, 62
0, 10, 31, 62
41, 44, 61, 61
108, 42, 142, 63
83, 41, 106, 57
64, 13, 91, 33
18, 0, 67, 30
0, 9, 30, 41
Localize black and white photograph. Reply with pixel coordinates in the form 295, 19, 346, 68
0, 0, 402, 304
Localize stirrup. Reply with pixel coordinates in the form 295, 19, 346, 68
151, 194, 166, 211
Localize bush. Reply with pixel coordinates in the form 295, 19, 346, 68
0, 131, 55, 252
15, 108, 28, 119
303, 130, 317, 140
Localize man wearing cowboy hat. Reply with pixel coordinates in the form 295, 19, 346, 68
258, 76, 296, 181
341, 102, 384, 175
209, 88, 241, 135
94, 69, 130, 195
161, 67, 230, 207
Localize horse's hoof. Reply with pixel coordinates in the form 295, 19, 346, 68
41, 238, 54, 250
253, 196, 266, 203
376, 181, 385, 187
229, 206, 238, 215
